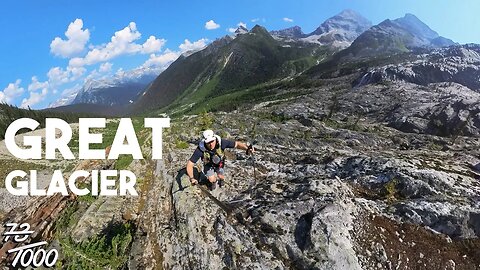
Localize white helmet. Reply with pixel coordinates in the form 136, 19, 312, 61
202, 129, 215, 143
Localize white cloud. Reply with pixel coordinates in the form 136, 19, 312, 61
143, 49, 180, 69
0, 80, 25, 103
47, 66, 86, 86
142, 36, 166, 53
140, 38, 208, 72
115, 68, 125, 77
205, 20, 220, 30
283, 17, 294, 22
228, 22, 247, 33
85, 67, 116, 82
28, 76, 48, 91
179, 38, 208, 52
69, 22, 165, 67
47, 67, 70, 85
252, 18, 266, 23
41, 66, 84, 103
11, 22, 171, 109
85, 69, 100, 82
21, 88, 48, 109
69, 66, 86, 81
50, 19, 90, 58
99, 62, 113, 73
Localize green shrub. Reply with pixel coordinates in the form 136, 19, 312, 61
115, 155, 133, 170
198, 110, 214, 130
59, 222, 134, 269
175, 139, 189, 149
384, 178, 398, 203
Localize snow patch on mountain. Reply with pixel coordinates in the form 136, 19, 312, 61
83, 66, 159, 92
271, 9, 372, 48
49, 67, 160, 108
48, 91, 79, 108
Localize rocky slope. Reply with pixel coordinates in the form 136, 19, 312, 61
135, 91, 479, 269
354, 45, 480, 91
347, 45, 480, 137
1, 76, 479, 269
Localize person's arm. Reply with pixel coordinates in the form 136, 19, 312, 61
234, 141, 255, 154
186, 160, 198, 185
186, 148, 202, 185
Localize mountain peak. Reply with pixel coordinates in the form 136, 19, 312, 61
344, 12, 454, 58
336, 9, 370, 21
235, 25, 248, 35
394, 13, 438, 40
68, 67, 158, 107
310, 9, 371, 35
250, 24, 269, 35
305, 9, 372, 47
270, 25, 304, 39
403, 13, 419, 19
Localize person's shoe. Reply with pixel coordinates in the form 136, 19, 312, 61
218, 179, 224, 188
209, 181, 217, 191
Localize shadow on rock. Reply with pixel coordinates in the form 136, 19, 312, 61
295, 211, 314, 252
98, 219, 136, 247
174, 167, 208, 193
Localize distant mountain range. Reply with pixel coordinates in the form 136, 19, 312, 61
271, 9, 372, 48
130, 25, 333, 115
343, 13, 455, 58
49, 67, 159, 109
50, 10, 462, 117
72, 68, 158, 106
47, 67, 162, 117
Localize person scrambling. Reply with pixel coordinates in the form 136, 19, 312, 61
186, 129, 254, 190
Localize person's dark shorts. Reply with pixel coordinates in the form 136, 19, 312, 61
204, 165, 225, 178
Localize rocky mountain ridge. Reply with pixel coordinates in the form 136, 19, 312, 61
271, 9, 372, 48
355, 45, 480, 90
50, 10, 458, 117
344, 13, 455, 58
72, 68, 158, 106
130, 24, 332, 116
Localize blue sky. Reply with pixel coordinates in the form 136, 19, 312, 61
1, 0, 479, 109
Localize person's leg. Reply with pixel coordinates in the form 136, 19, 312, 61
217, 170, 225, 179
204, 166, 217, 183
216, 167, 225, 187
204, 166, 217, 190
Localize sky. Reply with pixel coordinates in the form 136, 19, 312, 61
0, 0, 479, 109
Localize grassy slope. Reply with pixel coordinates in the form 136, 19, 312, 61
148, 30, 333, 117
131, 25, 334, 117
